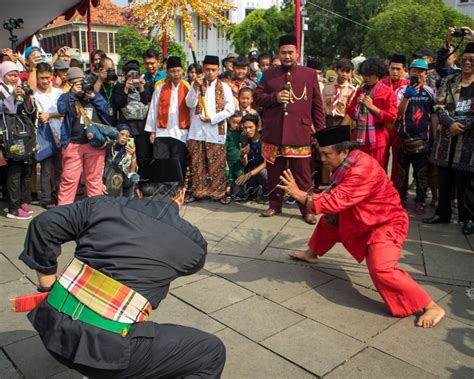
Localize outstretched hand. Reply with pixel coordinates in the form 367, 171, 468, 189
277, 169, 301, 199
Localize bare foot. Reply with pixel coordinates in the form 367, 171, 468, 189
415, 302, 446, 328
288, 248, 319, 264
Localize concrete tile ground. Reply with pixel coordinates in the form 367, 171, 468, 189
0, 198, 473, 378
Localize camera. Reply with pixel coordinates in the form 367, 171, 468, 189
80, 74, 97, 94
21, 83, 33, 96
452, 28, 468, 38
106, 68, 118, 82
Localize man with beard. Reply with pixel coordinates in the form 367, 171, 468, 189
253, 35, 325, 224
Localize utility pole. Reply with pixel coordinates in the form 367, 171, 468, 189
296, 0, 301, 59
300, 0, 308, 65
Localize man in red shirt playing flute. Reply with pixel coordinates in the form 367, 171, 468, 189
278, 125, 445, 328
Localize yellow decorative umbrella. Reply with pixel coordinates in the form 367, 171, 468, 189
127, 0, 235, 63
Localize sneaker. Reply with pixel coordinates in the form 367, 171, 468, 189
415, 203, 426, 215
285, 196, 296, 205
20, 203, 33, 215
7, 208, 32, 220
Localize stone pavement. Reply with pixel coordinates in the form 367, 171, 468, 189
0, 198, 473, 378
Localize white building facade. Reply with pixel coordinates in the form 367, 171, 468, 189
443, 0, 474, 17
173, 0, 282, 65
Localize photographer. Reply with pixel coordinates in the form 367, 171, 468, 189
423, 42, 474, 235
86, 49, 106, 75
436, 27, 474, 78
56, 67, 110, 205
0, 61, 36, 220
93, 57, 117, 114
113, 60, 153, 174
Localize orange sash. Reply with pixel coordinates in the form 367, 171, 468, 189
157, 80, 190, 129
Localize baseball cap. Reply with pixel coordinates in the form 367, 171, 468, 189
409, 59, 429, 70
53, 60, 70, 70
414, 48, 434, 59
25, 46, 41, 59
248, 50, 262, 61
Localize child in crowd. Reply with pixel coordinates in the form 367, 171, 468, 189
238, 87, 262, 131
102, 124, 139, 198
223, 111, 243, 204
234, 113, 267, 203
219, 72, 239, 110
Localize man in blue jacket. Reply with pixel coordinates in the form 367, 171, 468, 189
57, 67, 110, 205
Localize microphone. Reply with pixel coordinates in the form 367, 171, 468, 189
282, 82, 291, 113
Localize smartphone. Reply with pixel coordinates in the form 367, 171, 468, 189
127, 137, 135, 148
130, 71, 140, 87
409, 76, 419, 87
65, 48, 80, 57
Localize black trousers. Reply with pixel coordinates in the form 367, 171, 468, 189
436, 166, 473, 222
40, 150, 62, 202
396, 150, 429, 204
6, 160, 31, 210
51, 324, 226, 378
133, 134, 153, 176
153, 137, 187, 175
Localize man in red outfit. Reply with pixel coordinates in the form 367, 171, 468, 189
381, 54, 410, 182
254, 35, 325, 224
278, 125, 445, 328
344, 58, 398, 171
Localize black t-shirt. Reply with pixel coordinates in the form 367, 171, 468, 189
449, 82, 473, 164
245, 139, 264, 173
70, 103, 101, 144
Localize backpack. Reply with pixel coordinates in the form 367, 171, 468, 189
0, 109, 37, 161
121, 88, 149, 121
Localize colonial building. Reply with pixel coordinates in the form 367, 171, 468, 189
39, 0, 127, 65
443, 0, 474, 17
173, 0, 282, 64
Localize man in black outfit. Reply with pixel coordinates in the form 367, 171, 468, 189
19, 159, 226, 378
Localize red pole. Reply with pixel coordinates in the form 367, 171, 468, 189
162, 31, 168, 59
87, 0, 93, 71
295, 0, 301, 59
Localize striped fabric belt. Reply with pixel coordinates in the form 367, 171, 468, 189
57, 258, 151, 324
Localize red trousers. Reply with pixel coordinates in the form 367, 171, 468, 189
267, 156, 313, 215
58, 143, 105, 205
309, 230, 432, 317
358, 144, 388, 173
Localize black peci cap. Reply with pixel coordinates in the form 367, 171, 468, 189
315, 126, 351, 147
140, 159, 184, 184
203, 55, 220, 66
167, 56, 182, 69
279, 35, 297, 47
307, 58, 323, 70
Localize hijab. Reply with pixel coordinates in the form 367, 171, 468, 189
0, 61, 20, 114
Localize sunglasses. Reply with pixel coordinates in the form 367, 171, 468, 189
461, 57, 474, 63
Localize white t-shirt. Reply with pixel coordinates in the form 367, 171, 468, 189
33, 87, 63, 137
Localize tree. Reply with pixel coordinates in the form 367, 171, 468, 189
229, 5, 295, 55
364, 0, 473, 58
116, 25, 186, 72
304, 0, 389, 66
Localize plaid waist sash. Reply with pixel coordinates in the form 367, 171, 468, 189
57, 258, 152, 324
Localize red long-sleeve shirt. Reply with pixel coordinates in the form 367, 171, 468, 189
309, 152, 408, 263
346, 82, 398, 148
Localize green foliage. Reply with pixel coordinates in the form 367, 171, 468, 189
116, 25, 186, 72
364, 0, 473, 58
304, 0, 389, 66
229, 5, 295, 55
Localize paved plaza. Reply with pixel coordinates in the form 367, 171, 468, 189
0, 198, 473, 378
